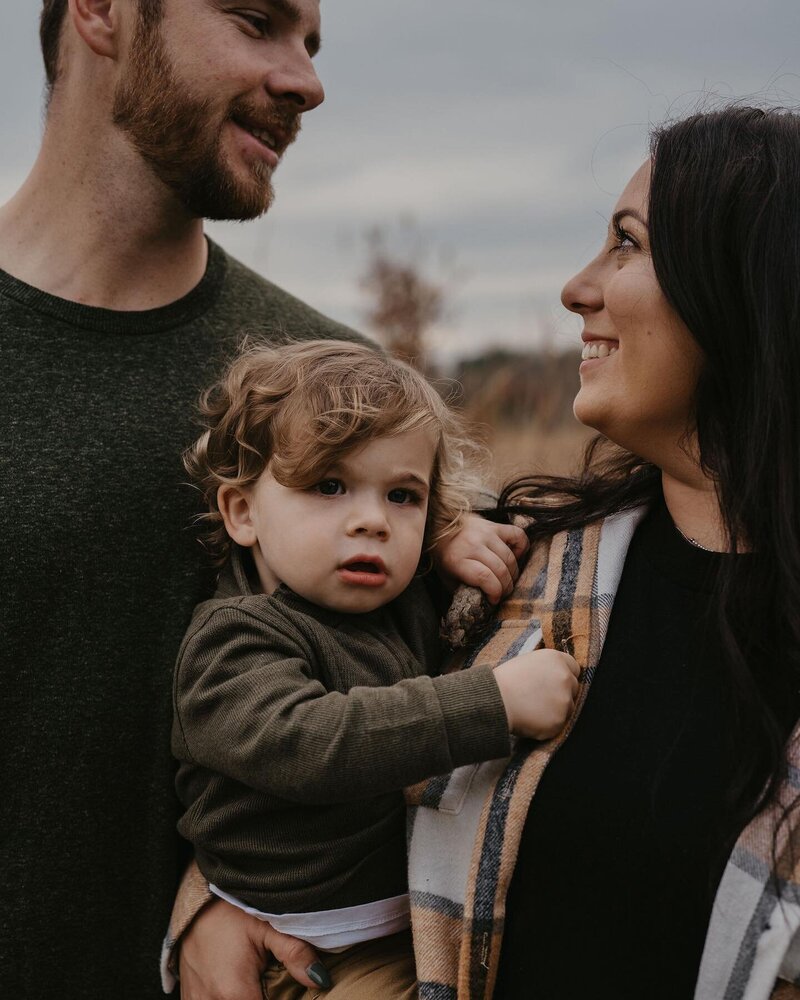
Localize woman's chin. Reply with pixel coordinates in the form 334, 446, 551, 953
572, 390, 608, 434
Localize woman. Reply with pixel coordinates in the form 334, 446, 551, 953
172, 106, 800, 999
408, 105, 800, 1000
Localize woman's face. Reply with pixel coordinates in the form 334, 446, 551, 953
562, 161, 704, 466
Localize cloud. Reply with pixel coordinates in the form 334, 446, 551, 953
4, 0, 800, 362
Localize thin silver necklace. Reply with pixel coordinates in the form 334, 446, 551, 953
674, 522, 715, 553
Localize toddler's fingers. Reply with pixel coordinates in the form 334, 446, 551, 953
563, 654, 582, 678
492, 523, 530, 560
457, 558, 505, 605
484, 533, 524, 584
475, 546, 517, 602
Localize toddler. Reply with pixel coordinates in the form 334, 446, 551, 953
172, 340, 579, 998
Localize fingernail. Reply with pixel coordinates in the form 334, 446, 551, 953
307, 962, 332, 989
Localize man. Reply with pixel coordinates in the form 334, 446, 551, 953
0, 1, 363, 996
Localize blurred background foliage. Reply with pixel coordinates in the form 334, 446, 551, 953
359, 223, 592, 490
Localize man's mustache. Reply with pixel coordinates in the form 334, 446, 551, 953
228, 98, 302, 150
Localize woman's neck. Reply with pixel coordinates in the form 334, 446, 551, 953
661, 470, 730, 553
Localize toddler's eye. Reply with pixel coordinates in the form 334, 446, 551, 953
315, 479, 344, 496
388, 488, 418, 505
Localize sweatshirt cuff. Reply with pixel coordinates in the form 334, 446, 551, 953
431, 665, 511, 767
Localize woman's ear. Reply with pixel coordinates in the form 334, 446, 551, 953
218, 485, 258, 548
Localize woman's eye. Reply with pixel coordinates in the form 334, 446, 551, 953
609, 223, 637, 256
388, 488, 418, 505
315, 479, 344, 496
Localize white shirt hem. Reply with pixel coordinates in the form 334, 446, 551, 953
208, 885, 411, 950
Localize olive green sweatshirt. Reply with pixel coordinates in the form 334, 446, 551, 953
172, 548, 511, 913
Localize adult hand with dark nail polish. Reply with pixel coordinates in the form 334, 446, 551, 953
180, 897, 328, 999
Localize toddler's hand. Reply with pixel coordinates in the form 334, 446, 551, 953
493, 649, 581, 740
434, 514, 529, 604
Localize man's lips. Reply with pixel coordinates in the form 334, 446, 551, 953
337, 555, 388, 588
234, 119, 290, 152
230, 122, 279, 168
230, 105, 299, 160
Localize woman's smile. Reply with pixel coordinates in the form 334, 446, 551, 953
580, 337, 619, 364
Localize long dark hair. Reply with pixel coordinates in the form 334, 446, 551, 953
501, 105, 800, 849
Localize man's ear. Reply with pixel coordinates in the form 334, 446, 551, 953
218, 485, 258, 548
68, 0, 123, 61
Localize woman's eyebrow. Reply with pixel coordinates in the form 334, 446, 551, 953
612, 208, 647, 228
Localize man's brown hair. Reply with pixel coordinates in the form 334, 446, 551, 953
185, 339, 486, 563
40, 0, 163, 92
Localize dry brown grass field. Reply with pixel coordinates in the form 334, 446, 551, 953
445, 347, 593, 491
481, 420, 595, 491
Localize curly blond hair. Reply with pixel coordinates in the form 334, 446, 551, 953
185, 340, 485, 563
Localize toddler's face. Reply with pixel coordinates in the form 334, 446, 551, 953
245, 427, 436, 613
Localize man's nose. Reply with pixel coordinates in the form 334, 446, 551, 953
263, 49, 325, 112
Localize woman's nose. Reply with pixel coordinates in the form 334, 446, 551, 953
561, 257, 604, 316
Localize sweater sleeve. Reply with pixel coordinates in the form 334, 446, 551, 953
172, 605, 510, 805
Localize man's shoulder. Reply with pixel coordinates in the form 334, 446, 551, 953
215, 243, 374, 348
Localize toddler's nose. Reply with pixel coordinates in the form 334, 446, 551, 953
348, 504, 390, 539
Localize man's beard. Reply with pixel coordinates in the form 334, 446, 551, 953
112, 19, 300, 221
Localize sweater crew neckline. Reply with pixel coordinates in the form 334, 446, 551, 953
0, 238, 227, 335
644, 493, 734, 592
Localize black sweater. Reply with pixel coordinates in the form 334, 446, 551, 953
1, 241, 367, 999
496, 496, 736, 999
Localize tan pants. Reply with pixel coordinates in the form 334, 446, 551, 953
261, 930, 417, 1000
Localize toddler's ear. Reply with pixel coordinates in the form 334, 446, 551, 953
217, 485, 258, 548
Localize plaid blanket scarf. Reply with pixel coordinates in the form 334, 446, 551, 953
405, 508, 800, 1000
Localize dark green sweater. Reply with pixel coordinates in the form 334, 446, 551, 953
0, 241, 368, 999
173, 549, 511, 913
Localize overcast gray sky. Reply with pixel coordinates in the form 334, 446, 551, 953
3, 1, 800, 363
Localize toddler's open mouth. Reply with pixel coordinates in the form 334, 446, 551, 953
338, 555, 388, 587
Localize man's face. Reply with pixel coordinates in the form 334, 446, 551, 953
112, 0, 324, 221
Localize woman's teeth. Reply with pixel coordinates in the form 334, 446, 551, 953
581, 341, 618, 360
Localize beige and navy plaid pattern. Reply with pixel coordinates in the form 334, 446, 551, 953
695, 751, 800, 1000
406, 508, 800, 1000
406, 509, 640, 999
164, 505, 800, 999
